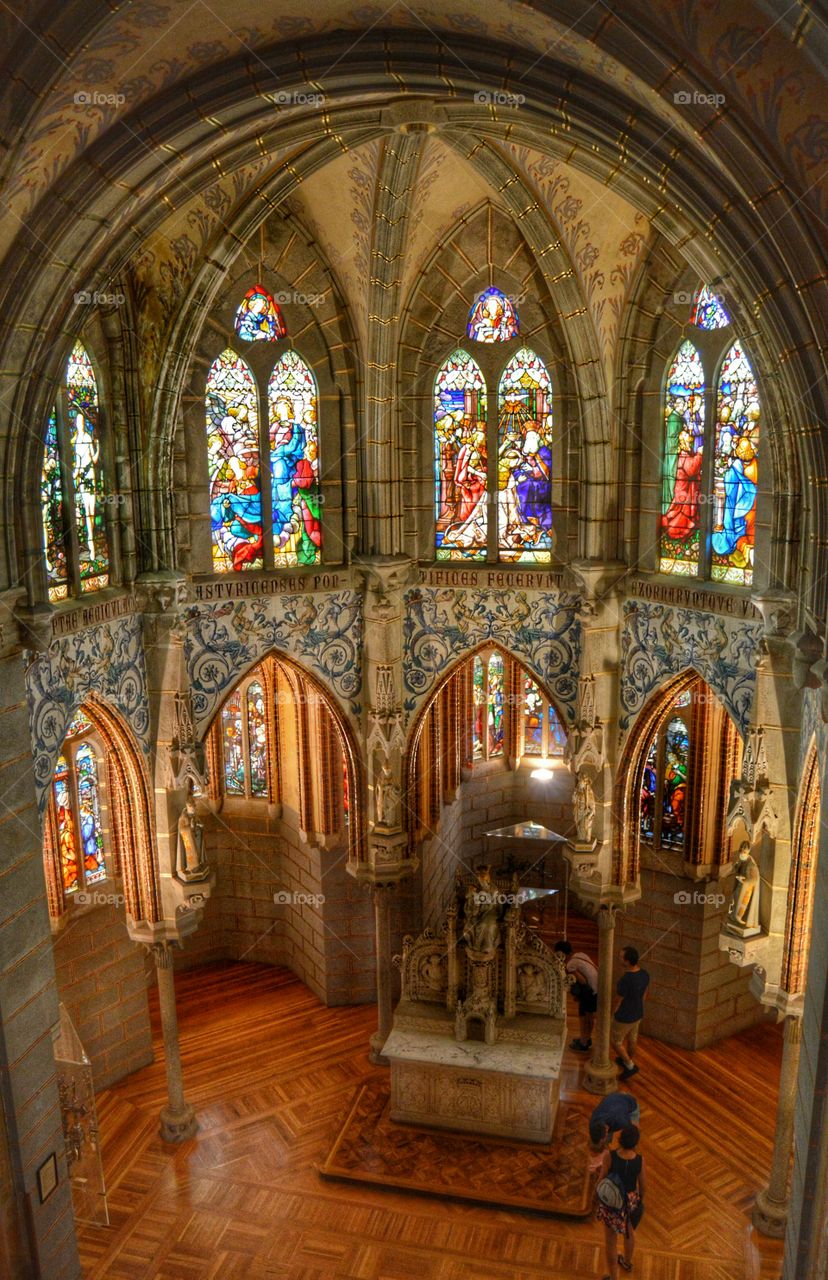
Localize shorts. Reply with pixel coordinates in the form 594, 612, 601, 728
611, 1017, 641, 1054
578, 988, 598, 1016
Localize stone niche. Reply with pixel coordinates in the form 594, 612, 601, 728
385, 868, 567, 1143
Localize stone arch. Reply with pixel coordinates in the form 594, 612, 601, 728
780, 740, 822, 997
612, 668, 742, 887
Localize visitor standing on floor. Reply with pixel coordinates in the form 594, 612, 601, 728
611, 946, 649, 1081
595, 1124, 645, 1279
588, 1091, 640, 1173
554, 939, 599, 1051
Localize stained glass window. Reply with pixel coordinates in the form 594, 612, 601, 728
487, 653, 505, 757
75, 742, 106, 883
206, 349, 263, 573
51, 714, 107, 897
42, 409, 68, 601
467, 287, 520, 343
234, 285, 288, 342
639, 736, 658, 843
548, 704, 566, 756
54, 755, 80, 894
661, 717, 689, 846
342, 754, 350, 826
67, 342, 110, 593
659, 341, 706, 577
498, 348, 553, 563
269, 351, 321, 566
691, 285, 730, 330
472, 655, 486, 760
221, 689, 246, 796
524, 677, 544, 755
246, 681, 268, 797
711, 342, 760, 586
434, 351, 488, 561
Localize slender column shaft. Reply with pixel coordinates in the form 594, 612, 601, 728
152, 945, 198, 1141
370, 886, 394, 1063
753, 1014, 803, 1236
584, 904, 619, 1095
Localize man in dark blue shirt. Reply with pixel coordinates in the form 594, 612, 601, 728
611, 946, 649, 1081
587, 1091, 641, 1170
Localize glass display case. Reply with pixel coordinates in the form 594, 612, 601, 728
53, 1003, 109, 1227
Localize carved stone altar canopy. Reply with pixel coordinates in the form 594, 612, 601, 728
386, 868, 567, 1143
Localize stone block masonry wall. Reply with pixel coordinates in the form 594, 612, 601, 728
177, 803, 376, 1005
52, 904, 153, 1090
617, 857, 770, 1050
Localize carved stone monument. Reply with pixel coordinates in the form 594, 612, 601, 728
384, 868, 566, 1143
726, 840, 761, 937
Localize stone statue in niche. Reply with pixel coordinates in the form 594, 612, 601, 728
462, 867, 501, 956
176, 796, 209, 882
572, 771, 596, 843
419, 952, 445, 991
517, 962, 545, 1004
727, 841, 761, 933
373, 758, 401, 829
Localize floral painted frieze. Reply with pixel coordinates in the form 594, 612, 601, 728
403, 586, 582, 721
620, 600, 762, 737
184, 590, 363, 729
26, 615, 149, 810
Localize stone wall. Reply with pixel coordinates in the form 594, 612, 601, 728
616, 854, 770, 1050
52, 904, 153, 1091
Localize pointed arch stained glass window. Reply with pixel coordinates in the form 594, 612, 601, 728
268, 351, 321, 566
246, 681, 268, 797
467, 287, 519, 343
472, 655, 486, 759
487, 652, 505, 757
711, 342, 760, 585
659, 341, 705, 576
206, 349, 263, 573
434, 350, 488, 560
497, 347, 553, 563
67, 341, 109, 593
54, 755, 80, 893
75, 742, 106, 884
234, 285, 287, 342
42, 409, 68, 601
221, 688, 246, 796
52, 714, 106, 897
523, 676, 544, 755
691, 285, 730, 330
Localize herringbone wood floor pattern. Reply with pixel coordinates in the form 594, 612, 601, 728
77, 956, 785, 1280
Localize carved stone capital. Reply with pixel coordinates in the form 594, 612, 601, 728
135, 570, 190, 617
15, 600, 54, 655
751, 590, 797, 639
353, 554, 416, 600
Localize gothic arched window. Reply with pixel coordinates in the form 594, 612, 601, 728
690, 284, 730, 330
471, 651, 506, 760
434, 350, 488, 560
269, 351, 321, 566
48, 711, 107, 897
207, 349, 262, 572
639, 695, 690, 849
498, 347, 553, 563
659, 325, 760, 587
466, 287, 520, 343
41, 341, 111, 600
220, 678, 270, 799
522, 675, 566, 759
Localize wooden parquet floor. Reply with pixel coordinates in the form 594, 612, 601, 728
77, 956, 786, 1280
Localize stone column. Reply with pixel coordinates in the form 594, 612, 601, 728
753, 1013, 803, 1236
584, 903, 620, 1095
149, 943, 197, 1141
370, 884, 395, 1064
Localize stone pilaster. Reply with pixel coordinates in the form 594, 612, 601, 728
369, 883, 396, 1064
584, 902, 621, 1095
148, 941, 198, 1142
753, 1013, 802, 1236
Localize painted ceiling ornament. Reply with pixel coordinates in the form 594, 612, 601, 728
234, 285, 288, 342
466, 286, 520, 343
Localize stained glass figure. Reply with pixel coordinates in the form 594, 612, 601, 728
342, 754, 350, 826
661, 717, 689, 845
434, 350, 488, 560
75, 742, 106, 883
498, 348, 553, 563
67, 342, 109, 593
659, 341, 706, 577
234, 285, 288, 342
639, 735, 658, 843
548, 703, 566, 756
42, 408, 68, 601
54, 756, 80, 893
487, 652, 505, 757
711, 342, 760, 586
690, 285, 730, 330
466, 287, 520, 343
523, 676, 544, 754
221, 689, 246, 795
206, 349, 263, 573
246, 681, 268, 797
472, 655, 486, 760
268, 352, 321, 566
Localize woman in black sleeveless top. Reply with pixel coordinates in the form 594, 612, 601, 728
595, 1124, 645, 1278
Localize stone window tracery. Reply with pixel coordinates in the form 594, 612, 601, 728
44, 710, 108, 903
